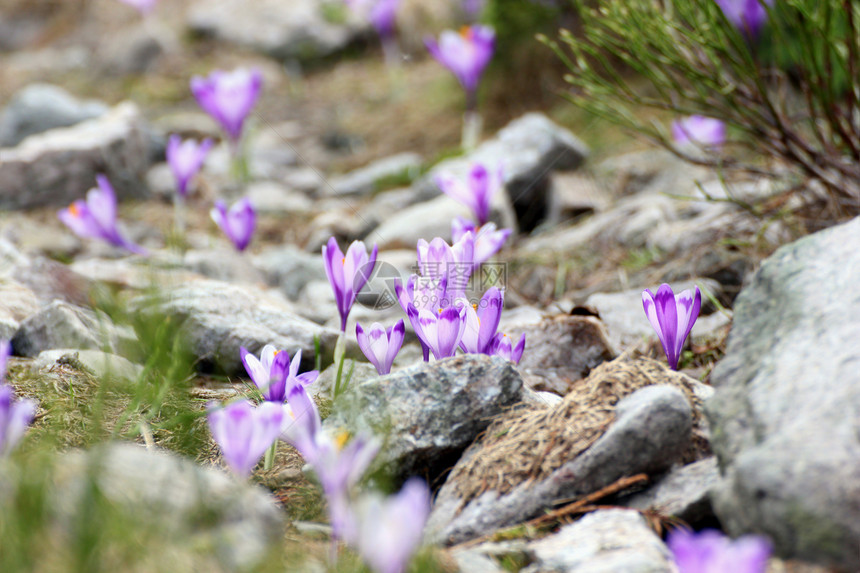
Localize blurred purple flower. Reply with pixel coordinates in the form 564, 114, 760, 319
452, 218, 511, 269
416, 234, 474, 302
207, 399, 283, 477
356, 320, 405, 375
489, 332, 525, 364
353, 478, 432, 573
370, 0, 401, 38
672, 116, 726, 149
668, 528, 771, 573
58, 175, 147, 255
0, 340, 10, 386
166, 135, 213, 198
459, 287, 503, 354
714, 0, 773, 38
642, 284, 702, 370
425, 25, 495, 96
0, 384, 36, 457
211, 197, 256, 251
190, 68, 263, 144
323, 237, 379, 332
240, 345, 305, 403
407, 305, 467, 360
435, 163, 502, 226
117, 0, 158, 16
280, 381, 322, 461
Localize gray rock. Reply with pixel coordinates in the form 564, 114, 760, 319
508, 315, 616, 395
426, 385, 692, 545
0, 278, 40, 341
12, 300, 138, 357
186, 0, 368, 62
584, 280, 722, 352
450, 541, 530, 573
323, 354, 523, 483
368, 195, 476, 250
706, 216, 860, 570
620, 457, 719, 524
521, 509, 676, 573
0, 84, 108, 148
0, 102, 152, 209
253, 245, 328, 301
129, 279, 342, 375
321, 152, 423, 197
99, 24, 171, 75
416, 113, 589, 231
12, 256, 92, 306
246, 181, 314, 215
545, 171, 612, 226
594, 149, 710, 198
69, 256, 202, 291
50, 443, 283, 571
32, 349, 144, 383
183, 249, 267, 284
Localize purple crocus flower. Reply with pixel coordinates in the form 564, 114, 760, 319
117, 0, 158, 16
207, 399, 284, 477
452, 217, 512, 269
323, 237, 379, 332
459, 287, 503, 354
416, 235, 474, 302
489, 332, 525, 364
353, 478, 432, 573
668, 528, 772, 573
672, 116, 726, 150
240, 345, 301, 403
714, 0, 773, 38
435, 163, 502, 226
0, 384, 36, 457
407, 305, 467, 360
166, 135, 213, 198
190, 68, 263, 144
642, 284, 702, 370
425, 25, 495, 97
210, 197, 256, 251
370, 0, 401, 38
356, 320, 405, 375
57, 174, 147, 255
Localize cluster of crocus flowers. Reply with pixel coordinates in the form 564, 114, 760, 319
426, 25, 495, 149
713, 0, 774, 39
58, 174, 147, 255
435, 162, 503, 227
672, 116, 726, 151
642, 284, 702, 370
0, 341, 37, 457
210, 198, 256, 252
323, 238, 379, 332
190, 68, 263, 149
668, 528, 771, 573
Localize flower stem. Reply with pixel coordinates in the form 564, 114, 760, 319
462, 108, 482, 152
263, 440, 276, 470
332, 332, 346, 398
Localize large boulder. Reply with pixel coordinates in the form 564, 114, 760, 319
323, 354, 523, 483
0, 102, 152, 209
706, 216, 860, 570
415, 113, 589, 232
0, 84, 108, 148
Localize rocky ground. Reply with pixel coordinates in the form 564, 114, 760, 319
1, 0, 858, 572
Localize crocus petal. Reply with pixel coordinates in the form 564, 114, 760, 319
458, 300, 481, 354
0, 340, 10, 385
281, 383, 321, 459
668, 528, 771, 573
426, 25, 495, 94
384, 320, 405, 372
0, 385, 36, 456
642, 284, 701, 370
354, 478, 431, 573
240, 346, 269, 391
476, 287, 503, 353
190, 68, 263, 142
435, 306, 466, 359
211, 198, 255, 251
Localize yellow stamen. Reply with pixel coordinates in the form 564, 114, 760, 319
69, 203, 80, 217
459, 25, 473, 40
341, 257, 346, 266
335, 430, 351, 451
